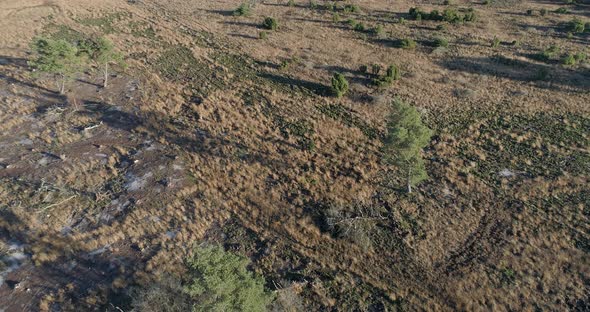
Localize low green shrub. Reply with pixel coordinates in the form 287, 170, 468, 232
331, 73, 349, 97
400, 38, 417, 49
234, 2, 252, 16
353, 22, 366, 32
574, 52, 587, 63
434, 37, 449, 47
344, 4, 360, 13
569, 18, 585, 33
555, 7, 568, 14
262, 17, 278, 30
491, 36, 501, 48
562, 53, 576, 65
539, 45, 560, 61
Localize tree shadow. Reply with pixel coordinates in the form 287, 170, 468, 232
201, 9, 235, 17
0, 209, 135, 311
223, 21, 261, 28
437, 55, 590, 92
257, 72, 329, 96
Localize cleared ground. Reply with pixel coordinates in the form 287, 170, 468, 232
0, 0, 588, 311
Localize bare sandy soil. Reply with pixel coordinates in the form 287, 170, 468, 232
0, 0, 588, 311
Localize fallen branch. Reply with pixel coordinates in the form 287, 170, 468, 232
37, 195, 77, 214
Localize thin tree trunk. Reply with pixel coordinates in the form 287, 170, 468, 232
60, 75, 66, 94
103, 63, 109, 88
407, 167, 412, 193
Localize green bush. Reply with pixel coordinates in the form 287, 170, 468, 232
539, 45, 560, 61
434, 37, 449, 47
263, 17, 278, 30
344, 4, 360, 13
372, 64, 401, 87
562, 53, 576, 65
259, 31, 268, 39
386, 65, 400, 81
569, 18, 585, 33
185, 245, 274, 311
409, 7, 475, 23
400, 38, 417, 49
234, 2, 252, 16
331, 73, 349, 98
346, 18, 357, 27
555, 7, 568, 14
371, 63, 382, 76
540, 8, 547, 16
464, 9, 478, 22
372, 25, 384, 36
574, 52, 587, 63
491, 36, 501, 48
132, 245, 273, 312
288, 0, 295, 7
353, 22, 366, 32
443, 8, 461, 23
332, 13, 340, 22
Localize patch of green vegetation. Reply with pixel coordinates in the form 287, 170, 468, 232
537, 45, 561, 62
372, 64, 401, 87
499, 267, 516, 286
331, 73, 349, 97
399, 38, 417, 49
561, 53, 576, 65
234, 2, 253, 16
568, 18, 585, 33
77, 12, 129, 34
128, 21, 158, 40
154, 45, 227, 99
460, 113, 590, 182
409, 7, 477, 23
274, 116, 315, 151
262, 17, 278, 30
317, 104, 379, 139
343, 4, 361, 13
491, 36, 501, 48
132, 245, 274, 311
434, 37, 449, 47
44, 24, 87, 44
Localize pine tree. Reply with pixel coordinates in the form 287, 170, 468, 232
383, 99, 432, 193
29, 37, 84, 94
185, 245, 274, 311
331, 73, 349, 98
93, 37, 124, 88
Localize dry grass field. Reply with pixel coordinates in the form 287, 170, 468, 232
0, 0, 588, 311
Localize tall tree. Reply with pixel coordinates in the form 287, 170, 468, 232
93, 37, 124, 88
29, 37, 84, 94
383, 99, 432, 193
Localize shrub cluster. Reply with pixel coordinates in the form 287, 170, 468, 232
409, 7, 477, 23
372, 64, 401, 87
